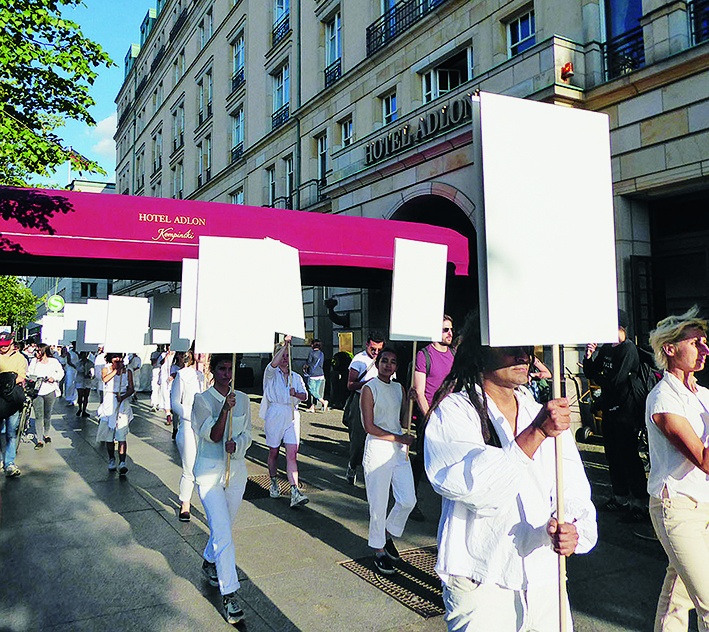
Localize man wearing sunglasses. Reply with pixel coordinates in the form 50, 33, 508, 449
410, 315, 455, 520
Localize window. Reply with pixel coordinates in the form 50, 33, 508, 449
80, 283, 98, 299
275, 0, 289, 23
340, 117, 353, 147
172, 161, 184, 199
508, 9, 535, 57
151, 180, 162, 197
231, 107, 244, 162
317, 133, 328, 185
273, 63, 290, 112
152, 129, 163, 173
231, 188, 244, 205
326, 12, 342, 66
198, 134, 212, 186
198, 71, 213, 124
198, 8, 213, 49
136, 149, 145, 190
172, 103, 185, 151
266, 166, 276, 206
273, 0, 290, 45
231, 34, 245, 91
422, 47, 473, 103
382, 91, 397, 124
173, 50, 186, 84
284, 155, 294, 206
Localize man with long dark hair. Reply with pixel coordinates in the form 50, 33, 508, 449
424, 316, 597, 631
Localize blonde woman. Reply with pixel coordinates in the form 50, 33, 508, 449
96, 353, 134, 474
646, 307, 709, 631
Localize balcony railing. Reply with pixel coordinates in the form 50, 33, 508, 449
366, 0, 448, 56
118, 103, 132, 128
231, 67, 245, 93
272, 12, 290, 47
150, 45, 165, 73
172, 133, 184, 154
690, 0, 709, 44
271, 103, 290, 130
324, 59, 342, 88
602, 26, 645, 80
135, 74, 148, 98
170, 8, 188, 42
231, 143, 244, 163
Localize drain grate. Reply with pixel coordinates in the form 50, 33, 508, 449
243, 474, 320, 500
340, 545, 443, 619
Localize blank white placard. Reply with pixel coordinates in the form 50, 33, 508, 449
103, 295, 151, 353
62, 303, 88, 331
195, 237, 282, 353
179, 259, 198, 340
170, 308, 192, 351
84, 299, 108, 344
478, 91, 618, 346
152, 329, 171, 344
264, 238, 305, 340
41, 314, 64, 346
390, 238, 448, 341
74, 321, 98, 353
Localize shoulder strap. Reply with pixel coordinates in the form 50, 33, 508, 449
423, 346, 432, 376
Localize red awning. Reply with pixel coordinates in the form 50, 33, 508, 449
0, 187, 469, 279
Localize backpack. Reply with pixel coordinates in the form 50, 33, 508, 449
628, 349, 661, 419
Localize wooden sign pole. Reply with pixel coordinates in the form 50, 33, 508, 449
552, 343, 567, 632
404, 340, 417, 459
224, 352, 237, 487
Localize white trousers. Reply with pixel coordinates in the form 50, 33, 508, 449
150, 368, 161, 408
362, 435, 416, 549
198, 459, 247, 596
442, 575, 573, 632
651, 495, 709, 632
175, 419, 197, 503
64, 366, 77, 404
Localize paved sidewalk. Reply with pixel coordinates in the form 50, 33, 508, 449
0, 393, 676, 631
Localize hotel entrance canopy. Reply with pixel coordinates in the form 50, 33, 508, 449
0, 187, 469, 285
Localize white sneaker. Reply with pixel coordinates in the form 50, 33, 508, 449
269, 477, 280, 498
108, 458, 117, 471
290, 486, 309, 508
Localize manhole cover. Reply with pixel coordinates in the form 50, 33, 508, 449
340, 545, 443, 618
243, 474, 320, 500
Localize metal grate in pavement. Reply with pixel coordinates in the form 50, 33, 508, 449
340, 545, 444, 618
243, 474, 321, 500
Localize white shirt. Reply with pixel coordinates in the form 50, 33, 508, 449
362, 377, 404, 435
192, 386, 252, 487
259, 364, 306, 425
170, 365, 205, 422
646, 371, 709, 502
28, 358, 64, 397
425, 388, 597, 591
349, 350, 379, 384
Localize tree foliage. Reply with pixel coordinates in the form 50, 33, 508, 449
0, 0, 114, 185
0, 276, 42, 330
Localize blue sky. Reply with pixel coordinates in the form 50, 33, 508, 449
36, 0, 155, 187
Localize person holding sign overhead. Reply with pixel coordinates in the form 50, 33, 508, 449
424, 319, 597, 631
191, 353, 251, 626
360, 347, 416, 575
261, 336, 309, 508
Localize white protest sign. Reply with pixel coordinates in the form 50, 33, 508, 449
41, 314, 64, 346
74, 321, 98, 353
264, 238, 306, 340
179, 258, 198, 340
152, 329, 171, 344
389, 238, 448, 341
478, 91, 618, 346
195, 236, 304, 353
84, 299, 108, 344
170, 308, 192, 351
103, 295, 150, 353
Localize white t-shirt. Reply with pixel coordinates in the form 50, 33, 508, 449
349, 350, 378, 385
28, 358, 64, 397
646, 371, 709, 502
361, 377, 404, 435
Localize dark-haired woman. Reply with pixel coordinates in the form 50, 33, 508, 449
424, 321, 596, 631
360, 347, 415, 575
170, 349, 206, 521
96, 353, 134, 474
75, 351, 93, 417
28, 344, 64, 448
192, 353, 251, 625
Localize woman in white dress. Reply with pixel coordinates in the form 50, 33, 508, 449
27, 344, 64, 448
192, 353, 251, 625
96, 353, 134, 474
170, 349, 206, 521
360, 346, 415, 576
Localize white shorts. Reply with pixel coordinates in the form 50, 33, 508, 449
264, 414, 300, 448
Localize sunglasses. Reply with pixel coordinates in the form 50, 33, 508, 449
442, 327, 453, 333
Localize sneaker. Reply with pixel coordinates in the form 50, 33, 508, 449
34, 441, 44, 450
75, 409, 81, 416
108, 458, 117, 471
384, 537, 401, 562
179, 510, 191, 522
346, 465, 356, 485
305, 406, 316, 413
409, 504, 425, 522
374, 554, 396, 575
222, 591, 245, 625
322, 400, 329, 413
81, 411, 90, 418
290, 486, 309, 508
118, 461, 128, 475
202, 560, 219, 587
5, 464, 21, 478
269, 477, 281, 498
44, 436, 51, 443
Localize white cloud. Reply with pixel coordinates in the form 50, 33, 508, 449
90, 112, 117, 160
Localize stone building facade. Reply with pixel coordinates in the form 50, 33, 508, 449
114, 0, 709, 351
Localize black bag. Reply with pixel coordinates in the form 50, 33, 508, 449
0, 371, 28, 418
342, 391, 360, 429
629, 355, 661, 420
